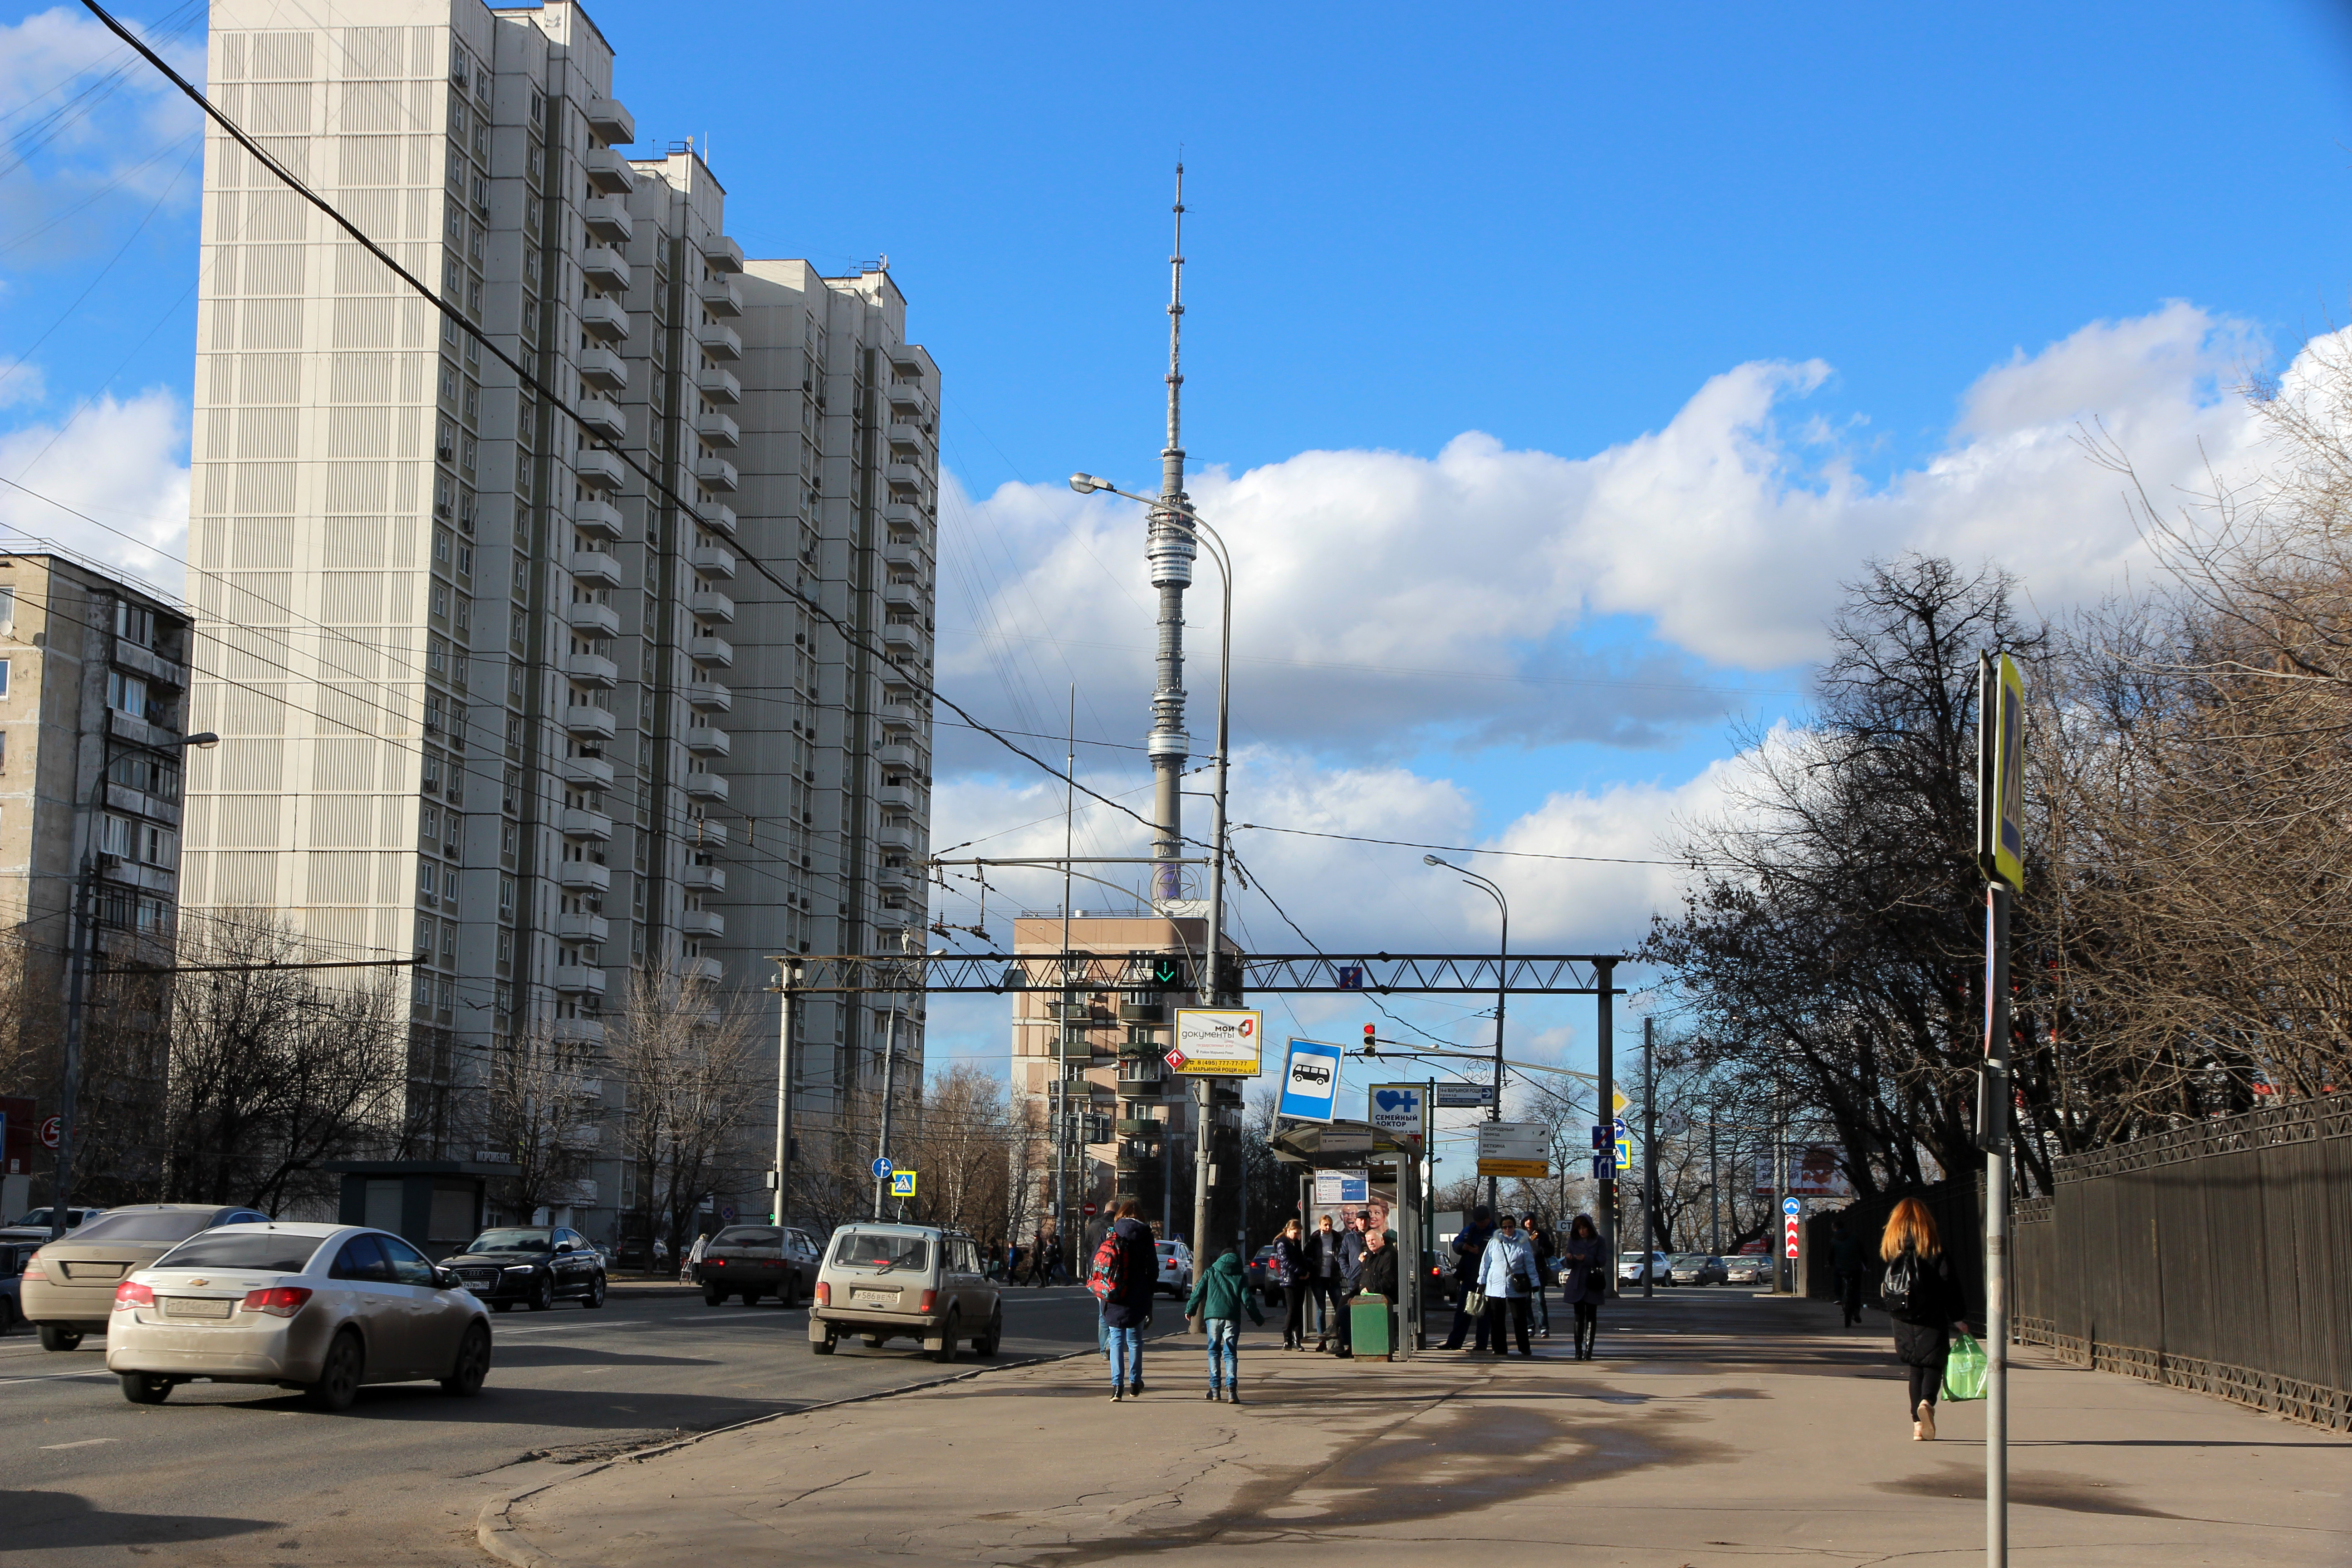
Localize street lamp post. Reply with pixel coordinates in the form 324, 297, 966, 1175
1422, 855, 1507, 1209
52, 727, 220, 1240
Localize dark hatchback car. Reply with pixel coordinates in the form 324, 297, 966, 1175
697, 1224, 822, 1307
442, 1225, 607, 1311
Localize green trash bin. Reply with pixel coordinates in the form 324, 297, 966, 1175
1349, 1293, 1393, 1361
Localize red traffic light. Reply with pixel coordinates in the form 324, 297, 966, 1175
1363, 1023, 1377, 1052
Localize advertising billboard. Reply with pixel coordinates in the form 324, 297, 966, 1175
1167, 1008, 1263, 1076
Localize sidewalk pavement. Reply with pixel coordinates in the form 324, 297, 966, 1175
481, 1290, 2352, 1568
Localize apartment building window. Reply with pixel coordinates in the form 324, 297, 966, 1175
101, 813, 132, 858
0, 585, 15, 635
107, 671, 147, 717
498, 877, 515, 919
0, 659, 10, 697
109, 752, 179, 799
116, 602, 157, 648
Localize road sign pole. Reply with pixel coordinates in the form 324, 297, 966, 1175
1595, 960, 1615, 1300
1642, 1015, 1655, 1299
1985, 880, 2012, 1568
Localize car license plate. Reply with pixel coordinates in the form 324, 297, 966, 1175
852, 1289, 898, 1308
163, 1296, 234, 1319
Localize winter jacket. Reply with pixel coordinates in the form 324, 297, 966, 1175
1099, 1217, 1160, 1328
1337, 1227, 1368, 1286
1450, 1221, 1494, 1284
1558, 1234, 1606, 1305
1268, 1234, 1305, 1287
1357, 1242, 1400, 1301
1304, 1227, 1343, 1279
1476, 1229, 1542, 1299
1184, 1249, 1265, 1324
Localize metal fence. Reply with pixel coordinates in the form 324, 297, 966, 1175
2011, 1095, 2352, 1433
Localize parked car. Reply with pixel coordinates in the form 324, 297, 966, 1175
439, 1225, 607, 1312
0, 1239, 36, 1333
696, 1224, 821, 1307
1669, 1253, 1729, 1286
10, 1206, 106, 1234
1153, 1240, 1195, 1298
20, 1204, 270, 1352
809, 1224, 1001, 1362
106, 1222, 491, 1409
1618, 1250, 1672, 1286
1244, 1243, 1280, 1308
1722, 1252, 1771, 1285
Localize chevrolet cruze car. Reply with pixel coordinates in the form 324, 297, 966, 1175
20, 1204, 269, 1352
439, 1225, 607, 1311
105, 1222, 491, 1410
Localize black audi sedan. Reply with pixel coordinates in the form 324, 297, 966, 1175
442, 1225, 608, 1311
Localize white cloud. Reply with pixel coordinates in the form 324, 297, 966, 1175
0, 362, 44, 409
0, 7, 207, 238
0, 388, 189, 590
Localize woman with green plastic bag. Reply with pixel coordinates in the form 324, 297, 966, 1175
1877, 1197, 1970, 1441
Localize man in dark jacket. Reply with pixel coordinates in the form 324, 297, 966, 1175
1100, 1200, 1157, 1401
1332, 1215, 1369, 1357
1441, 1206, 1496, 1351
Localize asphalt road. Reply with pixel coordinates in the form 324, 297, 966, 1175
0, 1282, 1142, 1566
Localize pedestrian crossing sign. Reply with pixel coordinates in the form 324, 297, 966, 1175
890, 1169, 916, 1197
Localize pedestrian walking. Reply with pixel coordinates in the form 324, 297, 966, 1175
1440, 1206, 1497, 1351
1558, 1213, 1606, 1359
1879, 1196, 1968, 1441
1184, 1246, 1265, 1402
1477, 1211, 1542, 1356
1333, 1213, 1369, 1358
1831, 1215, 1867, 1328
1522, 1214, 1555, 1339
1024, 1227, 1053, 1286
1270, 1220, 1309, 1350
1094, 1200, 1158, 1401
1304, 1214, 1346, 1351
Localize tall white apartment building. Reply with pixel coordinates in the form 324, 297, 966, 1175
180, 0, 938, 1245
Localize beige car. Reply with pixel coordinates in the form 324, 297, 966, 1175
20, 1204, 269, 1352
809, 1224, 1002, 1362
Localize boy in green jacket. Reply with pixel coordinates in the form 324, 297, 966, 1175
1185, 1247, 1265, 1404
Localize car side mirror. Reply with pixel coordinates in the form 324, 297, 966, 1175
555, 1241, 573, 1254
435, 1266, 456, 1288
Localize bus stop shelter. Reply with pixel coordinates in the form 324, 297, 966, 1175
1267, 1118, 1427, 1359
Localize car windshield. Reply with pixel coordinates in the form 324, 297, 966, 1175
832, 1231, 928, 1273
713, 1226, 780, 1247
1620, 1253, 1649, 1264
154, 1232, 323, 1273
1670, 1254, 1703, 1265
466, 1230, 555, 1253
65, 1210, 221, 1246
12, 1208, 95, 1229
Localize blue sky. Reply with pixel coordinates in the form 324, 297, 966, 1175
5, 0, 2350, 1095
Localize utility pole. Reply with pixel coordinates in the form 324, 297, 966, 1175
1596, 960, 1616, 1300
1642, 1015, 1656, 1298
872, 932, 909, 1221
771, 962, 799, 1227
1054, 689, 1075, 1263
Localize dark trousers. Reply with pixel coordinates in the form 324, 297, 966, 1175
1281, 1283, 1310, 1347
1442, 1288, 1490, 1350
1838, 1269, 1864, 1326
1310, 1277, 1347, 1344
1573, 1300, 1598, 1356
1484, 1295, 1533, 1355
1907, 1362, 1941, 1411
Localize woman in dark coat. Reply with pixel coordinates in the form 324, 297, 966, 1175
1880, 1196, 1969, 1440
1270, 1220, 1309, 1350
1556, 1213, 1607, 1360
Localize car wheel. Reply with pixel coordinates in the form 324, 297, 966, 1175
861, 1333, 885, 1349
304, 1331, 364, 1413
441, 1322, 491, 1396
930, 1310, 960, 1364
37, 1324, 82, 1353
703, 1287, 726, 1307
811, 1329, 836, 1355
580, 1274, 606, 1310
119, 1372, 172, 1404
527, 1275, 553, 1312
778, 1271, 800, 1309
975, 1303, 1003, 1358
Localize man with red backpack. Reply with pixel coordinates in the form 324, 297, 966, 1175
1091, 1199, 1158, 1401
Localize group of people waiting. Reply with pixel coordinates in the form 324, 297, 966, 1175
1436, 1207, 1609, 1359
1258, 1210, 1403, 1357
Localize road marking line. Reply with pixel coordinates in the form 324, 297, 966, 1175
0, 1370, 117, 1387
39, 1437, 118, 1450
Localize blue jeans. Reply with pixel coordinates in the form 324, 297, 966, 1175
1205, 1319, 1238, 1388
1104, 1323, 1142, 1390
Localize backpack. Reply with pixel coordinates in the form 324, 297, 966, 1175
1086, 1229, 1128, 1303
1881, 1249, 1922, 1316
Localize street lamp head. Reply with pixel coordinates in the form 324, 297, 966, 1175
1068, 473, 1109, 495
1422, 853, 1446, 868
181, 732, 220, 749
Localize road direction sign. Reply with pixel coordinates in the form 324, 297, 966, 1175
870, 1156, 893, 1181
1477, 1121, 1549, 1179
1278, 1039, 1344, 1122
1978, 650, 2027, 892
1783, 1215, 1800, 1259
39, 1115, 59, 1150
1590, 1123, 1610, 1150
1590, 1154, 1612, 1180
1171, 1008, 1263, 1076
1433, 1083, 1497, 1109
1782, 1197, 1802, 1216
1164, 1048, 1187, 1071
891, 1170, 917, 1198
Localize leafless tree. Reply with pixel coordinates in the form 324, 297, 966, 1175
484, 1021, 602, 1223
610, 959, 759, 1262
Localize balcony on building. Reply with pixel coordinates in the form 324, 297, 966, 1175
695, 363, 740, 404
578, 294, 629, 343
881, 620, 921, 653
877, 820, 916, 853
581, 244, 631, 290
584, 96, 636, 143
882, 535, 927, 571
885, 461, 927, 492
557, 753, 615, 790
688, 544, 736, 580
681, 956, 722, 981
877, 740, 919, 770
882, 580, 921, 612
695, 408, 740, 448
574, 393, 625, 441
886, 377, 928, 415
552, 1018, 606, 1045
680, 910, 725, 939
686, 633, 734, 669
693, 321, 742, 361
573, 448, 625, 490
696, 274, 743, 316
563, 704, 617, 740
696, 501, 737, 536
693, 456, 739, 493
878, 701, 918, 735
876, 863, 913, 894
564, 651, 619, 688
700, 232, 745, 273
683, 770, 729, 804
115, 638, 188, 690
573, 495, 623, 539
680, 863, 726, 894
555, 911, 610, 944
583, 145, 633, 194
687, 588, 735, 625
564, 599, 621, 638
577, 346, 627, 390
685, 679, 732, 712
882, 501, 925, 532
886, 421, 928, 453
876, 780, 917, 812
1117, 1118, 1163, 1140
558, 860, 612, 893
581, 196, 634, 244
553, 963, 608, 996
560, 807, 614, 841
567, 549, 622, 588
684, 725, 730, 758
1117, 1058, 1167, 1095
685, 817, 728, 848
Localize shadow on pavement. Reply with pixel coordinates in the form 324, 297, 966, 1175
0, 1489, 275, 1554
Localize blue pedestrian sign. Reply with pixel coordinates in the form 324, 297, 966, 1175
871, 1156, 894, 1181
1782, 1197, 1801, 1216
891, 1170, 917, 1198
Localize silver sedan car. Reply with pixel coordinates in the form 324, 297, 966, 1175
105, 1222, 491, 1410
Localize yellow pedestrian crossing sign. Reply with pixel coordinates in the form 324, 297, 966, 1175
890, 1169, 916, 1198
